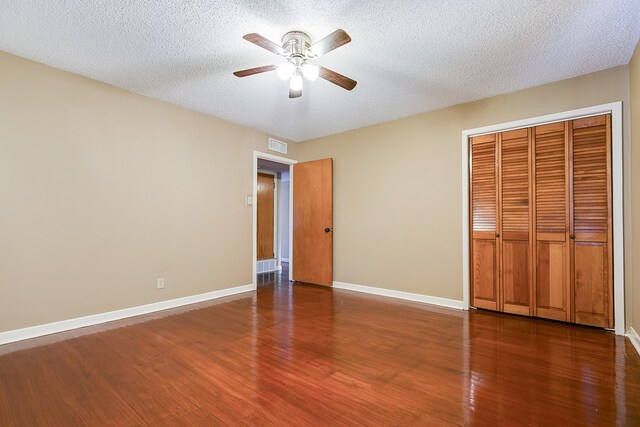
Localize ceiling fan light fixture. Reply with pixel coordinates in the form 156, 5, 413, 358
234, 29, 356, 97
301, 63, 319, 81
289, 72, 303, 91
276, 62, 295, 80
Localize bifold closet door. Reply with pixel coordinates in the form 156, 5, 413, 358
470, 134, 498, 311
499, 129, 533, 315
470, 114, 613, 328
533, 122, 570, 322
571, 115, 613, 328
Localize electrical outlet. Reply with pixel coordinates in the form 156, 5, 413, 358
157, 278, 165, 289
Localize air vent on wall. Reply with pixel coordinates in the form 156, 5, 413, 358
268, 138, 288, 154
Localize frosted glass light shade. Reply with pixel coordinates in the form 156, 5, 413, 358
301, 63, 319, 81
276, 62, 295, 80
290, 73, 303, 91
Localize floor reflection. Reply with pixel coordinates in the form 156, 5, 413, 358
464, 309, 637, 425
2, 270, 639, 425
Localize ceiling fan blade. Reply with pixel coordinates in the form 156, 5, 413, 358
289, 87, 302, 99
307, 29, 351, 57
233, 65, 276, 77
243, 33, 286, 56
319, 67, 357, 91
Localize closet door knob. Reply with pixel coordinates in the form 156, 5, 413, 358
570, 234, 575, 239
495, 233, 500, 238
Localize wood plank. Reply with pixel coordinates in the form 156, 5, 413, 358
573, 115, 606, 129
535, 122, 565, 134
473, 231, 497, 239
471, 133, 496, 144
1, 271, 639, 426
502, 231, 528, 240
502, 128, 528, 140
536, 232, 565, 242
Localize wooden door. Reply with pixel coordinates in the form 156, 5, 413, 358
570, 115, 613, 328
533, 122, 570, 322
470, 134, 499, 311
292, 158, 333, 286
499, 128, 532, 315
257, 173, 274, 260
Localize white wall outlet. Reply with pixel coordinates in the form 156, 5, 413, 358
157, 278, 165, 289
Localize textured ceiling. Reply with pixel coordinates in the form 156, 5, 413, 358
1, 1, 639, 142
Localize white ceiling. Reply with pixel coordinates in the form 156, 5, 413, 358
1, 1, 639, 142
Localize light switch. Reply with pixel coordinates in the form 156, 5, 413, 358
246, 195, 253, 206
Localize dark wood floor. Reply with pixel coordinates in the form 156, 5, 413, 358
1, 265, 639, 426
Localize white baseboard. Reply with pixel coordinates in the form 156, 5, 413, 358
333, 281, 464, 310
0, 284, 255, 346
628, 327, 640, 356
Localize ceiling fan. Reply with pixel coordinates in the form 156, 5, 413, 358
233, 29, 357, 98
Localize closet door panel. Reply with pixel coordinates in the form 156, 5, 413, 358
536, 240, 568, 321
500, 128, 531, 315
502, 241, 530, 315
472, 239, 498, 310
470, 134, 498, 311
571, 115, 612, 328
574, 243, 609, 327
534, 122, 570, 322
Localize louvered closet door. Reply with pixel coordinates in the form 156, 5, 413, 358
533, 122, 570, 322
470, 134, 498, 311
570, 115, 613, 328
500, 129, 532, 315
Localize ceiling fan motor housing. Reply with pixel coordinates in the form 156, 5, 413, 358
281, 31, 311, 58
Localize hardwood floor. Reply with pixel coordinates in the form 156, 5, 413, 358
1, 265, 639, 426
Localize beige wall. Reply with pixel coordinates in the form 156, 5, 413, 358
297, 66, 632, 326
631, 40, 640, 331
1, 49, 635, 334
0, 51, 295, 332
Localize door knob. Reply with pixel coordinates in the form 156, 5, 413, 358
570, 234, 575, 239
324, 227, 333, 233
495, 233, 500, 238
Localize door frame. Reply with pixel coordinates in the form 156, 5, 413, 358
461, 102, 625, 335
253, 151, 297, 284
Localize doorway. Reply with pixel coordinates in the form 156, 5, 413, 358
253, 152, 297, 284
